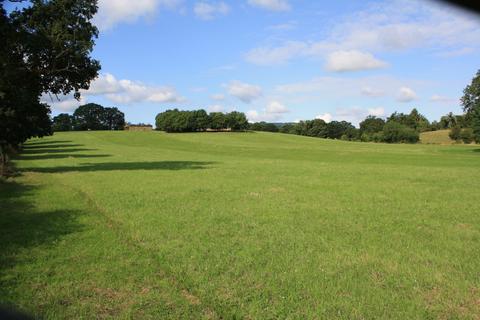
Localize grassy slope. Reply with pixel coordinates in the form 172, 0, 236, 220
1, 131, 480, 319
420, 129, 455, 145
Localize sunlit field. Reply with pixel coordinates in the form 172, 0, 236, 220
1, 131, 480, 319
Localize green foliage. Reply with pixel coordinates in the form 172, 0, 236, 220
359, 116, 385, 135
461, 69, 480, 114
460, 128, 474, 144
155, 109, 248, 132
72, 103, 125, 131
52, 113, 74, 131
325, 121, 355, 139
226, 111, 248, 131
449, 126, 462, 142
250, 122, 279, 132
471, 105, 480, 143
382, 122, 419, 143
0, 0, 100, 175
387, 108, 430, 132
209, 112, 227, 130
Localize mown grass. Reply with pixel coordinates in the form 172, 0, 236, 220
1, 131, 480, 319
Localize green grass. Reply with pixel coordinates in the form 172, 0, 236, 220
1, 131, 480, 319
420, 129, 455, 145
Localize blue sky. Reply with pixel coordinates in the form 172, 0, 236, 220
25, 0, 480, 125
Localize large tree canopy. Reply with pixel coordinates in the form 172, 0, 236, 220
0, 0, 100, 175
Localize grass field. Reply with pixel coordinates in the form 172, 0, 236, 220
1, 131, 480, 319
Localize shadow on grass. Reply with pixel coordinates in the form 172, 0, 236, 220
0, 180, 83, 319
0, 181, 83, 266
21, 148, 96, 155
20, 161, 216, 173
26, 140, 73, 146
473, 149, 480, 152
23, 144, 84, 149
16, 154, 112, 161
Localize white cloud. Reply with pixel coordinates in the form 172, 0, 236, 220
396, 86, 417, 102
84, 73, 184, 104
315, 113, 332, 123
194, 1, 229, 20
361, 86, 384, 97
94, 0, 182, 30
225, 81, 262, 103
325, 50, 387, 72
335, 107, 368, 124
367, 107, 385, 117
41, 95, 86, 113
211, 93, 225, 101
207, 104, 224, 112
266, 101, 289, 113
245, 0, 480, 65
247, 0, 290, 11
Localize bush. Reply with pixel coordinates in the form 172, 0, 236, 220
449, 126, 462, 142
460, 128, 474, 144
382, 122, 419, 143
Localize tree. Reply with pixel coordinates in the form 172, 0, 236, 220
102, 107, 125, 130
250, 122, 279, 132
461, 70, 480, 114
325, 121, 355, 139
73, 103, 106, 130
471, 105, 480, 143
359, 116, 385, 135
226, 111, 248, 131
52, 113, 74, 131
209, 112, 226, 130
0, 0, 100, 175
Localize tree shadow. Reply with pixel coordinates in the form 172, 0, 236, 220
0, 181, 84, 270
20, 161, 216, 173
16, 154, 112, 161
472, 149, 480, 152
25, 140, 73, 146
23, 144, 84, 149
0, 181, 83, 319
21, 148, 96, 154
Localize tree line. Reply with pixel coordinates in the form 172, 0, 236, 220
1, 0, 100, 176
53, 103, 125, 131
155, 109, 249, 132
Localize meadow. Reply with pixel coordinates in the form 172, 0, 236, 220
1, 131, 480, 319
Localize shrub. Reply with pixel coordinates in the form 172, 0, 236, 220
460, 128, 474, 144
449, 126, 462, 142
382, 122, 419, 143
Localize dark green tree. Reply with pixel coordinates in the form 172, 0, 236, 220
209, 112, 226, 130
73, 103, 105, 130
0, 0, 100, 175
359, 116, 385, 134
226, 111, 248, 131
52, 113, 74, 131
461, 70, 480, 115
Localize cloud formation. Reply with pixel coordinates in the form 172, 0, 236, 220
266, 101, 289, 113
194, 1, 229, 20
247, 0, 290, 11
245, 0, 480, 66
226, 81, 262, 103
94, 0, 182, 30
325, 50, 387, 72
85, 73, 184, 104
396, 86, 417, 102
